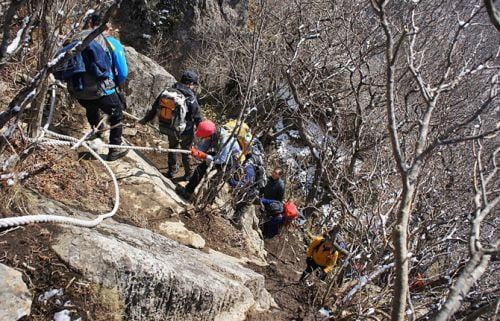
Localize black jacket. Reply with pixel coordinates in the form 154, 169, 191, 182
141, 82, 203, 136
261, 176, 285, 201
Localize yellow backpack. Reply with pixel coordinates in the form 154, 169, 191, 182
222, 120, 253, 158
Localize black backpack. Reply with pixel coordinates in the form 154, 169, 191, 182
266, 201, 284, 217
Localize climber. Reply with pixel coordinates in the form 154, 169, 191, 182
54, 12, 129, 161
261, 167, 285, 202
139, 71, 203, 180
175, 120, 241, 202
299, 227, 345, 282
259, 198, 299, 239
260, 198, 285, 239
84, 13, 128, 110
228, 156, 258, 227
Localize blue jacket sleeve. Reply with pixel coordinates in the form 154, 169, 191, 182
260, 198, 274, 205
106, 37, 128, 85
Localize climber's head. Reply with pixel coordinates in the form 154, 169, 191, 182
195, 120, 216, 139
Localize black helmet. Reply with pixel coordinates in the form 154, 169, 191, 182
180, 70, 199, 85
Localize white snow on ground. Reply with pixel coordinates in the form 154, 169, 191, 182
319, 307, 332, 317
53, 310, 71, 321
39, 288, 64, 302
276, 82, 299, 111
6, 16, 29, 54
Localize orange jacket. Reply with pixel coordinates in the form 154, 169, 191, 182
306, 236, 339, 273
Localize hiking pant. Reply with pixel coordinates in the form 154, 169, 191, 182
166, 133, 193, 175
262, 214, 284, 239
78, 92, 123, 145
185, 161, 210, 195
299, 257, 327, 281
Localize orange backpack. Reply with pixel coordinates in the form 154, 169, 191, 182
157, 88, 188, 134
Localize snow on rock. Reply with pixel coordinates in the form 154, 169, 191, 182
318, 307, 332, 317
0, 263, 32, 321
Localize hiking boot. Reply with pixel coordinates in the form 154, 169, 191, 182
175, 186, 192, 201
164, 167, 178, 179
107, 148, 128, 161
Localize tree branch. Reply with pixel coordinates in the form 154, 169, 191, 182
484, 0, 500, 32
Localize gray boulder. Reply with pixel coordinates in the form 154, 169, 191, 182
52, 220, 274, 321
0, 263, 32, 321
124, 45, 176, 118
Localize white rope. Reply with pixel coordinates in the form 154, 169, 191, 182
1, 119, 194, 228
0, 130, 120, 228
38, 137, 191, 154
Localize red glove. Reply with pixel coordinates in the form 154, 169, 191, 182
191, 148, 208, 160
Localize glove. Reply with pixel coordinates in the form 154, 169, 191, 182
191, 148, 209, 160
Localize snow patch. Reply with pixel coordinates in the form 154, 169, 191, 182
39, 288, 64, 302
319, 307, 332, 317
53, 309, 71, 321
6, 16, 29, 54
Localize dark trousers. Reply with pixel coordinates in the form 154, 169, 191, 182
78, 92, 123, 145
166, 133, 193, 175
262, 214, 284, 239
185, 161, 209, 194
299, 257, 326, 281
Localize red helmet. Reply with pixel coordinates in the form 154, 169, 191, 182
195, 120, 216, 138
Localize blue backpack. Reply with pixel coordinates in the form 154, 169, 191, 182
54, 35, 115, 100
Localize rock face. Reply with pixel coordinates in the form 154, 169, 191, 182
124, 45, 176, 117
52, 220, 273, 321
26, 143, 273, 320
213, 187, 267, 265
239, 206, 267, 265
109, 148, 184, 216
116, 0, 249, 73
0, 263, 32, 321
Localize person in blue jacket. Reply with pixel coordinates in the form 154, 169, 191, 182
78, 13, 129, 161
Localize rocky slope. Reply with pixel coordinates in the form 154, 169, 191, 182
0, 44, 275, 321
